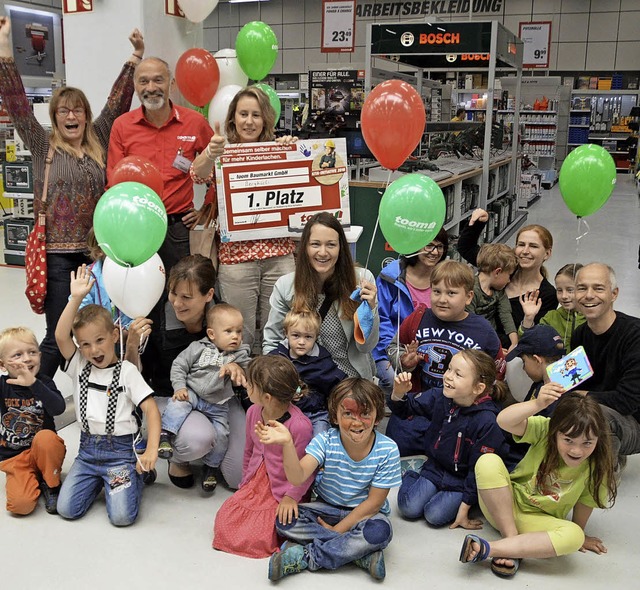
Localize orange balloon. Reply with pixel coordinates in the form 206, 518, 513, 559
111, 156, 164, 198
361, 80, 426, 170
175, 48, 220, 107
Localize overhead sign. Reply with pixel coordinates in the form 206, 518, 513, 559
62, 0, 93, 13
519, 21, 551, 69
310, 70, 365, 115
322, 0, 356, 53
356, 0, 504, 17
216, 139, 350, 242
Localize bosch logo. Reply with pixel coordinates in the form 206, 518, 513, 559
446, 54, 457, 63
400, 32, 414, 47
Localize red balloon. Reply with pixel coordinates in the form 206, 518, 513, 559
175, 48, 220, 107
111, 156, 164, 198
361, 80, 426, 170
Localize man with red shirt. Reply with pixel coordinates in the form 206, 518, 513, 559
107, 57, 224, 273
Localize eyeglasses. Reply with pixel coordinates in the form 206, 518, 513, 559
55, 107, 85, 117
422, 243, 444, 254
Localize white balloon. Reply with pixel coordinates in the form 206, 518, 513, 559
103, 254, 166, 319
178, 0, 219, 23
214, 48, 249, 89
208, 84, 243, 137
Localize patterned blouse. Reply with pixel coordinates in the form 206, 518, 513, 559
0, 58, 135, 253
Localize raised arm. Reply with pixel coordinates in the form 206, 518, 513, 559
497, 382, 565, 436
55, 265, 95, 361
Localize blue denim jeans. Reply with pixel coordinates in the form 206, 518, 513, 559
275, 501, 393, 570
57, 432, 142, 526
40, 252, 90, 378
307, 410, 330, 437
161, 391, 229, 468
397, 469, 463, 526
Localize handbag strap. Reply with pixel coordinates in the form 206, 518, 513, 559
38, 147, 55, 223
195, 200, 217, 229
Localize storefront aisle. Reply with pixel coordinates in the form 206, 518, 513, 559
0, 175, 638, 589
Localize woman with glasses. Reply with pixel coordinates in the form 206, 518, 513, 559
0, 18, 144, 377
375, 228, 449, 393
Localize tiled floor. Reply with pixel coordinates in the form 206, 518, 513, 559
0, 174, 638, 589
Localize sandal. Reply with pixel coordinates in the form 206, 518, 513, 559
459, 534, 491, 563
491, 557, 521, 578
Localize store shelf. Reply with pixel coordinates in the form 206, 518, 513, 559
569, 124, 590, 128
570, 109, 591, 113
571, 89, 639, 95
493, 211, 528, 242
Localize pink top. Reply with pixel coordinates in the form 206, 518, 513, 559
407, 281, 432, 309
241, 403, 315, 502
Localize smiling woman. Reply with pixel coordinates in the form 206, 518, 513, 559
0, 17, 144, 378
263, 212, 380, 380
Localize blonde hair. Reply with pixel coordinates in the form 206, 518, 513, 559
430, 260, 474, 292
72, 304, 114, 334
49, 87, 104, 166
206, 303, 243, 328
0, 327, 39, 358
283, 310, 321, 337
476, 243, 518, 275
85, 228, 104, 262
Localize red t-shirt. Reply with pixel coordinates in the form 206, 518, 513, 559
107, 103, 213, 214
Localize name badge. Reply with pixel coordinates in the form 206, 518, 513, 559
172, 152, 192, 173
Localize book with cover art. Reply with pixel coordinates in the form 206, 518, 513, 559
546, 346, 594, 392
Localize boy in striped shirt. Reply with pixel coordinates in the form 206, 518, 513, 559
256, 378, 401, 581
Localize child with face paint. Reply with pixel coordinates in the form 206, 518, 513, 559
257, 378, 401, 581
391, 349, 510, 530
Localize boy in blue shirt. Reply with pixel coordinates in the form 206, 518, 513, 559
257, 378, 401, 581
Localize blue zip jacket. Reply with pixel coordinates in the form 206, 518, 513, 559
269, 341, 347, 415
389, 387, 509, 505
375, 258, 415, 363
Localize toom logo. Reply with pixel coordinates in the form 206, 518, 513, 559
133, 196, 167, 221
461, 53, 490, 60
394, 216, 437, 230
419, 32, 460, 45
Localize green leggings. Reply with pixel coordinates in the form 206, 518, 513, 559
475, 453, 585, 556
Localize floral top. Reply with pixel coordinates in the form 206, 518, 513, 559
218, 238, 296, 265
0, 58, 135, 253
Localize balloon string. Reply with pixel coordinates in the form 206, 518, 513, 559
98, 243, 131, 269
364, 168, 393, 271
575, 216, 590, 261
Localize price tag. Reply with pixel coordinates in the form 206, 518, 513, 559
321, 0, 355, 53
519, 21, 551, 69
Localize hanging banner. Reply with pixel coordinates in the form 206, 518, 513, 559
519, 21, 551, 69
310, 69, 365, 115
62, 0, 93, 13
216, 139, 350, 242
165, 0, 185, 18
322, 0, 356, 53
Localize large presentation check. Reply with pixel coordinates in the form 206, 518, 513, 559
215, 138, 350, 242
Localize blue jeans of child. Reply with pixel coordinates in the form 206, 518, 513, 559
57, 432, 142, 526
161, 391, 229, 468
275, 500, 393, 570
307, 410, 330, 437
397, 470, 463, 526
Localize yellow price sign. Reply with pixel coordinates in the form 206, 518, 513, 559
5, 142, 16, 162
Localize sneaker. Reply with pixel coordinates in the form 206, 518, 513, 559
158, 431, 173, 460
201, 464, 218, 493
39, 481, 60, 515
354, 550, 386, 580
134, 437, 147, 455
268, 541, 308, 581
142, 468, 157, 486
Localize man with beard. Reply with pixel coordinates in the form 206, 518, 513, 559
107, 57, 224, 273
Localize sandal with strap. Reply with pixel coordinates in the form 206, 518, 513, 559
459, 534, 491, 564
491, 557, 521, 578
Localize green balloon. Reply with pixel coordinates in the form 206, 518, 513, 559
236, 21, 278, 81
379, 174, 446, 255
94, 181, 167, 267
253, 82, 281, 121
559, 144, 617, 217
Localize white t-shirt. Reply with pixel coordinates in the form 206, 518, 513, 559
64, 351, 154, 436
